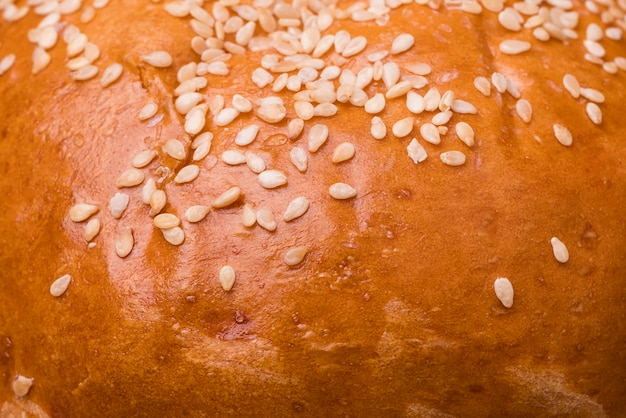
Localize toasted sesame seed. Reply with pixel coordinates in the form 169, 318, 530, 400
455, 122, 475, 147
84, 218, 101, 241
329, 182, 357, 200
474, 76, 491, 96
142, 179, 157, 205
174, 165, 200, 184
212, 186, 241, 208
69, 203, 99, 222
419, 122, 441, 145
284, 246, 308, 266
550, 237, 569, 263
256, 208, 277, 231
494, 277, 514, 308
149, 190, 166, 215
108, 192, 129, 219
258, 170, 287, 189
50, 274, 71, 297
141, 51, 173, 68
371, 116, 387, 140
563, 74, 580, 98
580, 87, 605, 103
219, 265, 236, 291
12, 375, 33, 397
585, 102, 602, 125
138, 102, 158, 121
332, 142, 356, 164
163, 139, 186, 160
553, 124, 573, 146
116, 168, 145, 188
162, 226, 185, 246
407, 138, 428, 163
115, 228, 134, 258
308, 124, 329, 152
392, 117, 415, 138
440, 151, 466, 166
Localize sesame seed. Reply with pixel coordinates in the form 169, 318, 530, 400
251, 67, 273, 88
115, 228, 134, 258
258, 170, 287, 189
256, 208, 277, 231
71, 64, 99, 81
67, 57, 90, 71
583, 40, 605, 58
585, 102, 602, 125
455, 122, 475, 147
419, 122, 441, 145
149, 190, 166, 215
164, 139, 186, 160
451, 99, 477, 114
391, 33, 415, 55
50, 274, 71, 297
474, 76, 491, 96
84, 218, 101, 241
334, 30, 351, 54
432, 110, 453, 126
154, 213, 181, 230
141, 51, 173, 68
498, 8, 522, 31
580, 87, 605, 103
255, 103, 286, 123
308, 124, 329, 152
563, 74, 580, 98
100, 63, 123, 87
312, 34, 335, 58
69, 203, 99, 222
462, 0, 483, 14
329, 182, 357, 200
370, 116, 387, 140
232, 94, 252, 113
550, 237, 569, 263
108, 192, 130, 219
553, 124, 573, 146
283, 197, 310, 222
288, 118, 305, 140
532, 27, 551, 41
12, 375, 34, 397
131, 150, 157, 168
314, 103, 338, 117
174, 165, 200, 184
184, 206, 210, 223
185, 104, 208, 135
0, 54, 16, 76
142, 179, 157, 205
332, 142, 356, 163
605, 27, 622, 41
364, 93, 386, 114
385, 81, 413, 99
290, 147, 308, 172
66, 32, 88, 57
284, 246, 308, 266
407, 138, 428, 163
515, 99, 532, 123
440, 151, 466, 166
602, 62, 618, 74
219, 265, 236, 291
423, 87, 441, 111
138, 102, 158, 121
234, 125, 260, 147
294, 101, 315, 120
162, 226, 185, 246
406, 91, 426, 114
494, 277, 514, 308
392, 117, 415, 138
491, 72, 508, 93
242, 203, 257, 227
382, 62, 400, 89
116, 168, 145, 188
221, 150, 246, 165
586, 22, 603, 41
212, 186, 241, 208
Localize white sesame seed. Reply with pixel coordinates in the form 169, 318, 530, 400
154, 213, 181, 230
71, 64, 99, 81
164, 139, 186, 160
392, 117, 415, 138
419, 122, 441, 145
132, 150, 157, 168
550, 237, 569, 263
451, 99, 477, 114
67, 56, 91, 72
515, 99, 532, 123
462, 0, 483, 14
474, 76, 491, 96
391, 33, 415, 55
50, 274, 71, 297
141, 51, 173, 68
258, 170, 287, 189
175, 92, 203, 115
294, 101, 315, 120
284, 246, 308, 266
150, 190, 166, 215
185, 105, 208, 135
221, 150, 246, 165
184, 206, 210, 223
385, 81, 413, 99
214, 107, 240, 126
115, 228, 134, 258
69, 203, 99, 222
100, 63, 123, 87
494, 277, 514, 308
288, 118, 305, 140
310, 88, 337, 104
84, 218, 101, 241
0, 54, 16, 76
312, 34, 335, 58
407, 138, 428, 164
252, 67, 273, 88
532, 27, 551, 42
440, 151, 466, 166
382, 62, 400, 89
142, 179, 157, 205
12, 375, 34, 397
603, 62, 618, 74
66, 33, 88, 57
233, 124, 259, 147
256, 208, 277, 231
334, 30, 351, 54
108, 192, 129, 219
583, 40, 605, 58
138, 102, 158, 121
371, 116, 387, 140
580, 87, 605, 103
219, 265, 236, 291
563, 74, 580, 98
314, 103, 338, 117
405, 91, 426, 114
605, 27, 622, 41
116, 168, 145, 188
308, 124, 329, 152
232, 94, 252, 113
242, 203, 257, 227
162, 226, 185, 246
455, 122, 475, 147
329, 183, 357, 200
283, 197, 310, 222
255, 103, 286, 123
212, 186, 241, 209
174, 165, 200, 184
498, 7, 522, 31
585, 102, 602, 125
491, 72, 508, 93
506, 78, 521, 98
364, 93, 386, 114
423, 87, 441, 111
586, 23, 603, 41
432, 110, 453, 126
290, 147, 308, 172
332, 142, 356, 164
553, 124, 573, 146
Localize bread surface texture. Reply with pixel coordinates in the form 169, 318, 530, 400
1, 0, 625, 416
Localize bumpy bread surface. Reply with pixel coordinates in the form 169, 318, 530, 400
1, 0, 626, 416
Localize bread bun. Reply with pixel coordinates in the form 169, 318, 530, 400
1, 0, 625, 416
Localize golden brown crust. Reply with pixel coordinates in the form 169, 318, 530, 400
1, 0, 625, 416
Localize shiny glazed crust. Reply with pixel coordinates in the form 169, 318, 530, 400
1, 0, 626, 416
